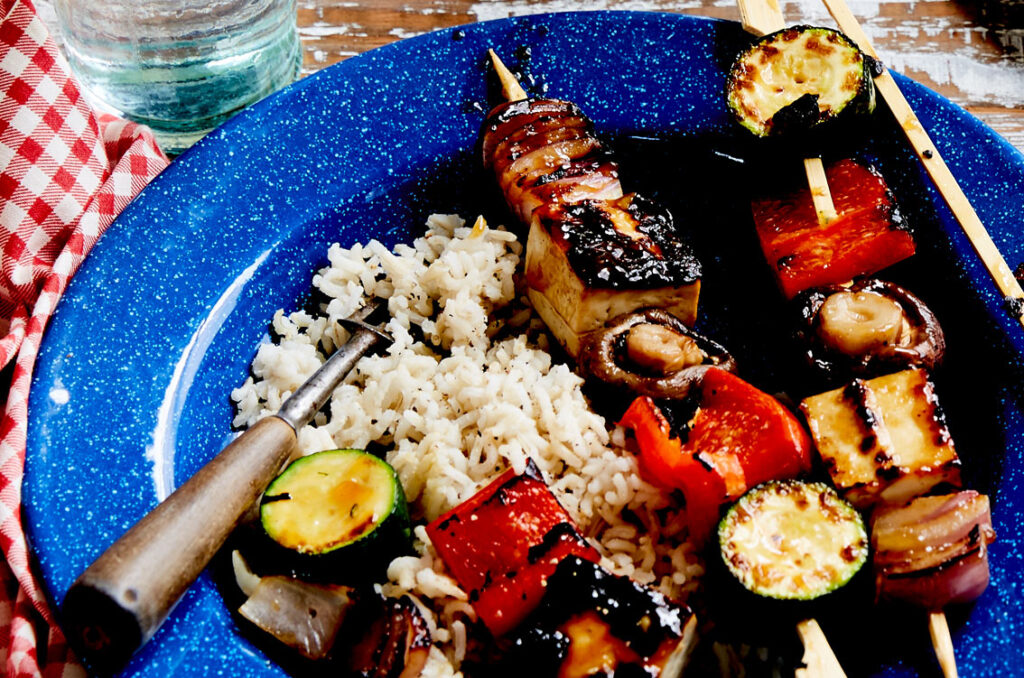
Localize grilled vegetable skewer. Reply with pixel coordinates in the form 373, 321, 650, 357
733, 8, 988, 665
815, 0, 1015, 668
485, 51, 701, 356
803, 369, 996, 677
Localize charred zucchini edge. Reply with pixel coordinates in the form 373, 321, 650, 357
726, 25, 876, 138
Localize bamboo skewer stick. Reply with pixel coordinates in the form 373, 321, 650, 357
489, 49, 527, 102
822, 0, 1024, 331
928, 611, 959, 678
804, 156, 839, 227
804, 1, 1005, 671
795, 619, 848, 678
820, 0, 1014, 666
736, 6, 850, 668
736, 10, 849, 669
738, 0, 784, 35
737, 0, 838, 226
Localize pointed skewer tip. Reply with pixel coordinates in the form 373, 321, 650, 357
488, 49, 528, 102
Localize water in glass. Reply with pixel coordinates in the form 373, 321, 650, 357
54, 0, 301, 154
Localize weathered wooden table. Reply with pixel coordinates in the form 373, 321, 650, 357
296, 0, 1024, 153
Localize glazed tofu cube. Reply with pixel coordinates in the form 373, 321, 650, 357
525, 194, 701, 357
800, 368, 960, 508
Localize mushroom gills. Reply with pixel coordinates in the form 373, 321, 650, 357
796, 278, 946, 379
577, 308, 735, 400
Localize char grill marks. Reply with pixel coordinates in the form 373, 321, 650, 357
537, 195, 701, 289
482, 98, 622, 224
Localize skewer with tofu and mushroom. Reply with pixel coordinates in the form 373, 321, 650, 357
484, 51, 702, 357
802, 367, 996, 678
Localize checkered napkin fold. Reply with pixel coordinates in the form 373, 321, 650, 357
0, 0, 169, 675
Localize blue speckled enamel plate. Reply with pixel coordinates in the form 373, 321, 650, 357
24, 11, 1024, 677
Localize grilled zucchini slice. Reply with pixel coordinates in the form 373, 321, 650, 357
261, 449, 410, 579
719, 481, 868, 600
727, 26, 876, 137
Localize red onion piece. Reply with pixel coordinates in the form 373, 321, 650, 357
238, 576, 353, 660
878, 548, 992, 609
872, 491, 996, 609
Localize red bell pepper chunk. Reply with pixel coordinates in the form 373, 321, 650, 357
751, 158, 916, 298
619, 368, 812, 544
425, 461, 599, 637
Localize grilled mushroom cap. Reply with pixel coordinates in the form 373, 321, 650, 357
578, 308, 737, 399
797, 278, 945, 378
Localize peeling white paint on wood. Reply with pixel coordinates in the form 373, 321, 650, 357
388, 27, 426, 39
464, 0, 1024, 108
298, 24, 357, 38
888, 53, 1024, 108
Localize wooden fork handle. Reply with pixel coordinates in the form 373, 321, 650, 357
61, 415, 296, 672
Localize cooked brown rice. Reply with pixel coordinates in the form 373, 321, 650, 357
231, 214, 704, 675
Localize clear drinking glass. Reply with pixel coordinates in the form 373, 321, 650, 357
54, 0, 302, 154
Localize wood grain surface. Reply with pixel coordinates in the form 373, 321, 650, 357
296, 0, 1024, 153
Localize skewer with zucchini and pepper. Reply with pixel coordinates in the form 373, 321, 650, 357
724, 8, 995, 673
615, 13, 992, 674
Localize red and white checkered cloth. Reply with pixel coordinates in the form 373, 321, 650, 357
0, 0, 169, 675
